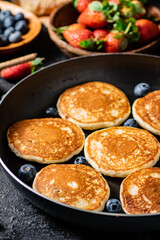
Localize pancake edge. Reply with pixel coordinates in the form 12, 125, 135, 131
132, 99, 160, 136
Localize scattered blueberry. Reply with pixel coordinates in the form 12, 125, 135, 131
0, 10, 12, 21
123, 118, 138, 128
3, 26, 14, 39
105, 199, 122, 213
44, 107, 58, 118
8, 31, 21, 43
3, 16, 15, 28
134, 83, 150, 98
74, 156, 89, 165
15, 20, 28, 34
18, 164, 37, 183
14, 12, 25, 21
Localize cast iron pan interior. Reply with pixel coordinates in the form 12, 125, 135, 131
0, 53, 160, 232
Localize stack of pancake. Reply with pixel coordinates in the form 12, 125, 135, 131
7, 82, 160, 214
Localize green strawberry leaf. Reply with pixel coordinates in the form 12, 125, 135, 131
79, 39, 95, 50
89, 1, 103, 12
73, 0, 78, 8
121, 37, 128, 50
52, 26, 68, 39
103, 1, 120, 23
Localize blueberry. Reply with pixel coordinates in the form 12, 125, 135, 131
0, 34, 8, 46
3, 16, 15, 28
44, 107, 58, 118
8, 31, 21, 43
123, 118, 138, 128
3, 26, 14, 39
74, 156, 89, 165
105, 199, 122, 213
14, 12, 25, 21
134, 83, 150, 98
18, 164, 37, 183
15, 20, 28, 34
0, 10, 12, 21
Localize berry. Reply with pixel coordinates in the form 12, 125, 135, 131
63, 28, 94, 48
123, 118, 138, 128
0, 10, 12, 21
44, 107, 58, 118
3, 26, 14, 39
105, 199, 122, 213
135, 19, 160, 45
0, 34, 8, 46
14, 12, 25, 21
104, 31, 128, 52
18, 164, 37, 183
134, 82, 150, 98
3, 16, 15, 28
1, 57, 44, 81
78, 1, 108, 29
74, 156, 89, 165
15, 20, 28, 34
8, 31, 21, 43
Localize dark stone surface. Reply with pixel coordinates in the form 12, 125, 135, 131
1, 1, 160, 239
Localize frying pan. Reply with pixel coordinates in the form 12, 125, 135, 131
0, 53, 160, 233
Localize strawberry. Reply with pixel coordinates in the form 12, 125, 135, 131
93, 29, 108, 39
135, 19, 160, 45
104, 31, 128, 52
1, 58, 44, 81
63, 28, 94, 48
120, 0, 146, 19
109, 0, 120, 4
66, 23, 86, 31
73, 0, 93, 12
78, 1, 108, 29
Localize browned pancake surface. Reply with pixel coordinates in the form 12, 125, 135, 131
33, 164, 110, 211
57, 82, 130, 128
133, 90, 160, 133
120, 167, 160, 214
7, 118, 85, 163
84, 127, 160, 177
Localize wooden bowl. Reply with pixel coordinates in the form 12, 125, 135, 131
0, 1, 41, 55
48, 1, 160, 57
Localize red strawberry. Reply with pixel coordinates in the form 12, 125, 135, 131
73, 0, 93, 12
104, 31, 128, 52
78, 1, 108, 29
63, 28, 94, 48
1, 58, 44, 81
121, 0, 146, 19
135, 19, 160, 45
93, 29, 108, 39
66, 23, 86, 31
109, 0, 120, 4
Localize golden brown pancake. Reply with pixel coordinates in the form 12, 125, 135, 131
7, 118, 85, 164
57, 81, 131, 130
33, 164, 110, 211
132, 90, 160, 135
120, 167, 160, 214
84, 127, 160, 177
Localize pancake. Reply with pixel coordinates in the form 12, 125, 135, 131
33, 164, 110, 211
84, 126, 160, 177
7, 118, 85, 164
132, 90, 160, 135
120, 167, 160, 214
57, 81, 131, 130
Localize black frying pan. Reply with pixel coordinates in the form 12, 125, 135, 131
0, 53, 160, 233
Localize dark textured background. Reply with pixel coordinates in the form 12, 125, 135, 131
1, 1, 160, 239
